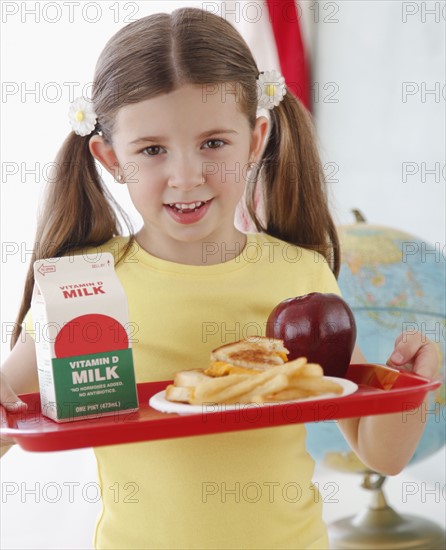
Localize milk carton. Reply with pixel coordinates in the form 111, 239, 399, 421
31, 253, 138, 422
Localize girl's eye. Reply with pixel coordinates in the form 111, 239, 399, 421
203, 139, 225, 150
142, 145, 164, 156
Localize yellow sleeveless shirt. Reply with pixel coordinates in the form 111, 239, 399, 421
28, 233, 341, 549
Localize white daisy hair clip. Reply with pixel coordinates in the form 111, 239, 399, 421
257, 70, 287, 110
68, 97, 98, 136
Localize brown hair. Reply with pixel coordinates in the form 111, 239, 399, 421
11, 7, 339, 348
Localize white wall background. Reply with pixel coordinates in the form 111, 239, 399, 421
1, 1, 445, 549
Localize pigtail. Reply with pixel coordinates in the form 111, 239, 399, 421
10, 131, 134, 349
246, 93, 340, 277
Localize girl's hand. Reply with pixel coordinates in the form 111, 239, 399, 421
0, 371, 27, 448
386, 331, 441, 381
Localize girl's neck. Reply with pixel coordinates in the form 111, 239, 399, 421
134, 228, 248, 266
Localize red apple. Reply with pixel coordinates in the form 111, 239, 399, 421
266, 293, 357, 378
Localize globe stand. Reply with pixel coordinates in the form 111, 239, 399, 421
328, 472, 446, 549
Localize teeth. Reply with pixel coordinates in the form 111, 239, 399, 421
170, 201, 205, 210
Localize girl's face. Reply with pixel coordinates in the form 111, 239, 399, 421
90, 84, 268, 264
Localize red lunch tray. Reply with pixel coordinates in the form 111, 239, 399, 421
1, 364, 441, 453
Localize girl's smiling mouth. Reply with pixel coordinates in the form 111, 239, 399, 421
164, 198, 213, 224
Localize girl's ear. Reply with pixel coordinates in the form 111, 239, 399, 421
249, 116, 269, 163
89, 135, 120, 179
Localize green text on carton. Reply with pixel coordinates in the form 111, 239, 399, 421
32, 253, 138, 422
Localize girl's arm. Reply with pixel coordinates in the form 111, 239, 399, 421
337, 332, 440, 475
1, 332, 39, 456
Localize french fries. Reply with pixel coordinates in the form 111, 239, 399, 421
168, 357, 343, 405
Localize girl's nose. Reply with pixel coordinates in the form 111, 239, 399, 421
167, 155, 205, 190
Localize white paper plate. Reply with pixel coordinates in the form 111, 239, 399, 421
149, 377, 358, 416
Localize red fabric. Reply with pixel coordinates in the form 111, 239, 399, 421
265, 0, 311, 110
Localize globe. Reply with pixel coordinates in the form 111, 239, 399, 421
306, 219, 446, 468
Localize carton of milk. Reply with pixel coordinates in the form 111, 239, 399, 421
31, 253, 139, 422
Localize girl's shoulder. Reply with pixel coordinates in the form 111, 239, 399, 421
249, 232, 327, 264
79, 235, 132, 265
247, 232, 340, 294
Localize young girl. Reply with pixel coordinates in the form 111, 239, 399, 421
1, 8, 440, 550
